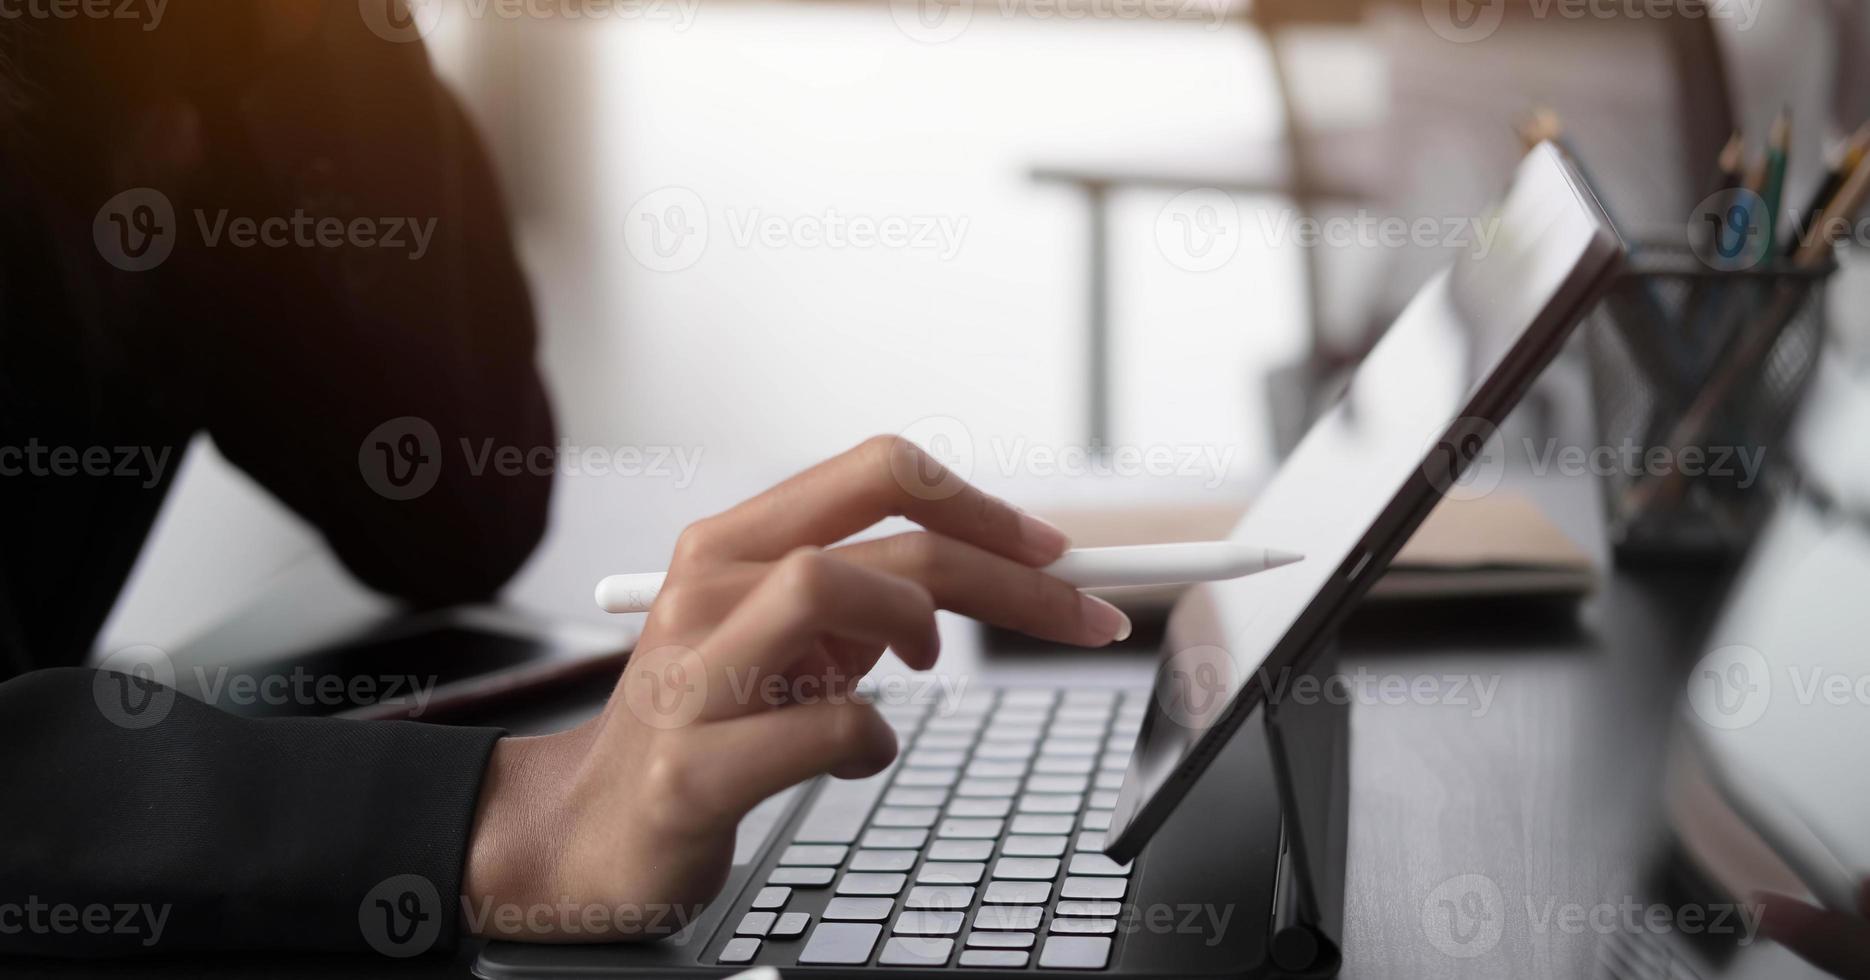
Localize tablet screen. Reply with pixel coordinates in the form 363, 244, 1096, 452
1105, 144, 1622, 858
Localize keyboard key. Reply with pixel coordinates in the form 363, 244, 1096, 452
892, 911, 964, 935
1011, 814, 1075, 835
837, 873, 907, 896
926, 717, 985, 733
1089, 790, 1120, 809
770, 912, 811, 939
928, 839, 993, 862
1069, 854, 1132, 876
884, 787, 948, 808
917, 862, 985, 885
1081, 810, 1114, 831
987, 721, 1047, 740
737, 912, 776, 936
793, 770, 891, 844
861, 828, 927, 850
719, 937, 760, 964
982, 880, 1051, 904
956, 778, 1020, 798
965, 761, 1027, 779
1061, 877, 1127, 900
996, 709, 1049, 725
769, 867, 834, 887
967, 931, 1036, 948
1026, 774, 1089, 794
1034, 756, 1094, 775
938, 818, 1003, 839
948, 797, 1012, 818
751, 886, 790, 910
879, 936, 954, 966
1101, 752, 1130, 771
974, 905, 1044, 931
896, 768, 959, 788
873, 807, 940, 828
1056, 901, 1122, 918
1075, 832, 1105, 853
993, 857, 1060, 880
823, 897, 896, 921
1017, 794, 1084, 815
916, 733, 973, 751
1001, 689, 1056, 707
905, 885, 975, 911
974, 742, 1036, 760
1049, 917, 1116, 934
1042, 739, 1102, 756
1040, 935, 1112, 970
1094, 772, 1124, 791
781, 845, 848, 866
798, 922, 882, 965
1003, 835, 1068, 857
959, 949, 1030, 967
1062, 690, 1117, 706
850, 850, 917, 873
906, 750, 966, 768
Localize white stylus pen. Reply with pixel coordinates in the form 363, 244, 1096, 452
594, 541, 1304, 614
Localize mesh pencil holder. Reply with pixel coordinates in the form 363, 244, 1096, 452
1583, 245, 1834, 561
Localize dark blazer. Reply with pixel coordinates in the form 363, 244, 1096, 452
0, 4, 550, 956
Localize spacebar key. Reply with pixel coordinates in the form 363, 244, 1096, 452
793, 767, 894, 844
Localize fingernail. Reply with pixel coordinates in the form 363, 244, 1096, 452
1080, 594, 1132, 643
1015, 509, 1071, 563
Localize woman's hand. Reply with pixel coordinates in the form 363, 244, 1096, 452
463, 436, 1132, 940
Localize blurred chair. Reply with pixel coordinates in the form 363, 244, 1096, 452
1030, 0, 1389, 452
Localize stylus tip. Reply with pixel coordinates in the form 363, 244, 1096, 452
1264, 548, 1304, 569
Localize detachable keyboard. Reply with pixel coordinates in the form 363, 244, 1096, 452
709, 686, 1144, 971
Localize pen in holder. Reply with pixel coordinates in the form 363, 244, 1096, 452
1583, 244, 1834, 561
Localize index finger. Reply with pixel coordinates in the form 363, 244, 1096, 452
684, 436, 1069, 565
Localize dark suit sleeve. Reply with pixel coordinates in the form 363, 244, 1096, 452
0, 668, 502, 956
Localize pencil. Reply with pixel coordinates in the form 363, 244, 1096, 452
1787, 122, 1870, 257
1762, 109, 1791, 255
1795, 146, 1870, 266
